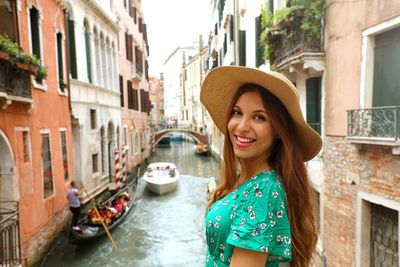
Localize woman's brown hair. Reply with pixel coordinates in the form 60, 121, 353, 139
207, 84, 317, 266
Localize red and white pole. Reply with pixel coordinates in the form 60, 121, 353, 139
121, 145, 127, 185
114, 148, 121, 191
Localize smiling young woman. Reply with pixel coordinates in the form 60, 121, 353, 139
200, 66, 322, 267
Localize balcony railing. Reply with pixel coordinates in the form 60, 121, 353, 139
0, 201, 21, 266
347, 106, 400, 144
0, 61, 32, 99
275, 29, 323, 67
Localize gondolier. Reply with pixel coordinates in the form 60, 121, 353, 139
67, 181, 84, 229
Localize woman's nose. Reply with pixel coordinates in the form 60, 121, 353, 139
236, 116, 250, 131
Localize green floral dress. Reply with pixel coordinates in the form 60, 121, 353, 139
205, 168, 292, 267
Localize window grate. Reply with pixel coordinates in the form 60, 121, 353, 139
41, 134, 53, 198
22, 131, 30, 162
370, 203, 399, 267
60, 131, 68, 181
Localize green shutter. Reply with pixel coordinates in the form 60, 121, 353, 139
306, 77, 321, 134
30, 7, 41, 59
67, 17, 77, 79
238, 30, 246, 66
255, 15, 263, 67
373, 27, 400, 107
56, 33, 64, 81
85, 29, 92, 83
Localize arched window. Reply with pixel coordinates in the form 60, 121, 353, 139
84, 20, 92, 82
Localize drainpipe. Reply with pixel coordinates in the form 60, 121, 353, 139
64, 9, 72, 112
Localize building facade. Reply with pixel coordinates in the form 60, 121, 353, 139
65, 0, 121, 198
323, 1, 400, 266
149, 74, 165, 130
163, 47, 197, 127
116, 0, 151, 174
181, 37, 209, 131
0, 0, 73, 264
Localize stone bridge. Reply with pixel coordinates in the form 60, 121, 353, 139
153, 129, 209, 145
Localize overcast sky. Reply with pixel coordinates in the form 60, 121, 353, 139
141, 0, 212, 77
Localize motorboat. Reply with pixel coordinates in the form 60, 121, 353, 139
143, 162, 179, 195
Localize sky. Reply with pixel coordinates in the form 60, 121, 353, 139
141, 0, 212, 78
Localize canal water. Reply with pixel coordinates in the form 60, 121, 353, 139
43, 138, 220, 267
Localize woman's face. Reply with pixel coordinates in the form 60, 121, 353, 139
227, 90, 277, 162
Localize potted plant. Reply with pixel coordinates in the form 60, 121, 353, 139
0, 34, 47, 81
59, 78, 67, 90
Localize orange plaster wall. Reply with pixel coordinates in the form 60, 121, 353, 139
325, 0, 400, 136
13, 0, 74, 249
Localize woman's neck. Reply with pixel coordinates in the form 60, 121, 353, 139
237, 157, 271, 185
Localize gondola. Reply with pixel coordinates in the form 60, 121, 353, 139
194, 143, 210, 157
68, 179, 137, 243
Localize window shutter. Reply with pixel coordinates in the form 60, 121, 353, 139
238, 30, 246, 66
133, 6, 137, 23
255, 14, 264, 67
67, 16, 77, 79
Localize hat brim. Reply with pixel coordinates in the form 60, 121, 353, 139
200, 66, 322, 162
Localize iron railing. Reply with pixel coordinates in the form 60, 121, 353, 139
0, 201, 21, 266
347, 106, 400, 141
275, 29, 323, 67
0, 63, 32, 99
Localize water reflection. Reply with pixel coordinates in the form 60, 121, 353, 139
43, 140, 220, 267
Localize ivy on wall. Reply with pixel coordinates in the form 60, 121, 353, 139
260, 0, 326, 67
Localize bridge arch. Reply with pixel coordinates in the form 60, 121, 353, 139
153, 129, 209, 145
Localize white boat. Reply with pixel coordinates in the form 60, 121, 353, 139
143, 162, 179, 195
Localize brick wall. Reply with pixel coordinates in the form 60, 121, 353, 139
323, 136, 400, 266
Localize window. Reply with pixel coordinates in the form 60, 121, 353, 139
160, 103, 164, 110
124, 127, 128, 147
67, 13, 77, 79
60, 131, 69, 181
238, 30, 246, 66
101, 128, 105, 173
23, 131, 30, 162
159, 93, 164, 99
0, 0, 19, 43
125, 32, 133, 61
135, 132, 140, 153
119, 75, 124, 107
130, 131, 134, 154
84, 22, 92, 83
255, 14, 264, 68
306, 77, 322, 135
30, 6, 41, 59
372, 27, 400, 107
41, 133, 53, 198
90, 109, 96, 129
92, 153, 98, 173
370, 203, 398, 266
56, 32, 64, 91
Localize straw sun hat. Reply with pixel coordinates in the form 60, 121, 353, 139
200, 66, 322, 161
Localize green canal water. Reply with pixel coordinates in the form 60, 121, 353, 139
43, 139, 220, 267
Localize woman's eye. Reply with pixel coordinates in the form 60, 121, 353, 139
231, 110, 241, 116
255, 115, 266, 121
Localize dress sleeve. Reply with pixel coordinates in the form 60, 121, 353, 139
226, 179, 292, 262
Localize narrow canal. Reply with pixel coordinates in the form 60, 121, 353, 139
43, 138, 220, 267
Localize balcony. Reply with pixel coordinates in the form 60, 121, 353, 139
0, 52, 35, 110
275, 29, 324, 70
0, 201, 21, 266
132, 63, 142, 82
347, 106, 400, 152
